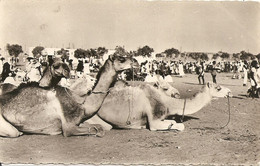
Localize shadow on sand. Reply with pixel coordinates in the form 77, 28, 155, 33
183, 82, 203, 86
166, 115, 200, 123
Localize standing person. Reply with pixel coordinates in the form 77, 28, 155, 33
196, 62, 205, 85
68, 59, 73, 69
243, 60, 249, 86
178, 61, 185, 77
210, 61, 218, 84
83, 60, 91, 76
249, 60, 259, 88
1, 62, 11, 82
248, 60, 259, 97
76, 60, 84, 78
48, 55, 54, 66
232, 61, 239, 79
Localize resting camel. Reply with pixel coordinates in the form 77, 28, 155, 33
0, 59, 70, 95
69, 76, 180, 98
83, 82, 232, 131
0, 55, 138, 137
69, 78, 181, 130
0, 60, 70, 137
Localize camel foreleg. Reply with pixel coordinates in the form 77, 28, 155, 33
84, 115, 113, 131
62, 123, 105, 137
0, 114, 23, 138
149, 119, 185, 131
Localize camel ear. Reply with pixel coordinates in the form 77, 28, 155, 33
109, 54, 116, 62
153, 82, 159, 88
207, 82, 217, 89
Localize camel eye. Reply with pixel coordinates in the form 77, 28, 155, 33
53, 65, 60, 69
118, 57, 126, 63
217, 86, 222, 91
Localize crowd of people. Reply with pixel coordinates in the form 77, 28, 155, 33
121, 58, 260, 97
0, 54, 260, 97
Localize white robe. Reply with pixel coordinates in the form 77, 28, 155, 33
145, 74, 159, 82
164, 75, 173, 82
179, 64, 185, 76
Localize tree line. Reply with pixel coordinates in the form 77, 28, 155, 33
2, 44, 260, 64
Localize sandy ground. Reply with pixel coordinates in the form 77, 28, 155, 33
0, 72, 259, 165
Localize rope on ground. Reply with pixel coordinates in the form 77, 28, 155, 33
181, 99, 186, 123
186, 91, 231, 130
220, 94, 231, 128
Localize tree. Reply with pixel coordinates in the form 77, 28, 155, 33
74, 48, 88, 59
212, 53, 220, 60
155, 53, 164, 58
32, 46, 45, 58
180, 53, 186, 58
256, 53, 260, 61
6, 44, 23, 66
240, 51, 254, 60
220, 52, 230, 60
114, 46, 130, 57
163, 48, 180, 58
187, 53, 200, 61
200, 53, 209, 61
137, 45, 154, 57
232, 53, 240, 60
57, 48, 69, 62
129, 50, 137, 57
88, 48, 98, 58
97, 47, 108, 58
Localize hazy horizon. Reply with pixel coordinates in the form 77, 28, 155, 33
0, 0, 259, 54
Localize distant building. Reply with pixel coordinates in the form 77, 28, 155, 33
27, 47, 77, 61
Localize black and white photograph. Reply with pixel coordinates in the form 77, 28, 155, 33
0, 0, 259, 165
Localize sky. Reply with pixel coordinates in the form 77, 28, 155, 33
0, 0, 259, 54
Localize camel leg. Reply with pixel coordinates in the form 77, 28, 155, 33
84, 115, 113, 131
62, 123, 105, 137
149, 119, 185, 131
0, 114, 23, 137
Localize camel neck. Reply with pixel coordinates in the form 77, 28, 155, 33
39, 67, 52, 87
163, 86, 213, 116
180, 87, 212, 115
82, 60, 117, 117
92, 60, 117, 92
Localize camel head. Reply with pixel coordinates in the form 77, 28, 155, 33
154, 80, 180, 98
49, 60, 71, 79
207, 82, 232, 98
109, 54, 139, 72
39, 60, 70, 87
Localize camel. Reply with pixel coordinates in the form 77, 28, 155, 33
84, 82, 232, 131
0, 60, 71, 137
68, 78, 181, 130
0, 59, 71, 95
0, 55, 138, 137
69, 76, 180, 99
